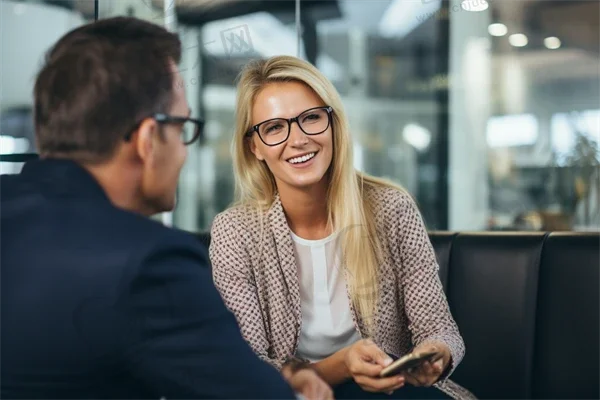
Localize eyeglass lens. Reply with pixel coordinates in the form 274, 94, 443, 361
181, 121, 198, 144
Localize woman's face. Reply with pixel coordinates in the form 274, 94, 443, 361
249, 81, 334, 193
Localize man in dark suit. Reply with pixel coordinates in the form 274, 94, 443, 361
1, 16, 331, 400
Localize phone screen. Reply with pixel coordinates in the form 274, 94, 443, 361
379, 350, 442, 378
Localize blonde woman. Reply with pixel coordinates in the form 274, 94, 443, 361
209, 55, 475, 400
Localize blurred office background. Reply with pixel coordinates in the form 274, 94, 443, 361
2, 0, 599, 232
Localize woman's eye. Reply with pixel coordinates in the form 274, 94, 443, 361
262, 123, 285, 135
266, 124, 283, 132
302, 113, 321, 123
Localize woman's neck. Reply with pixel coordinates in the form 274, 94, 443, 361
278, 182, 330, 240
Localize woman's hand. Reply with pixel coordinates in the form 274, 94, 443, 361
282, 363, 334, 400
343, 339, 405, 394
402, 342, 451, 387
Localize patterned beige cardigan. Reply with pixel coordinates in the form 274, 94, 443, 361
209, 185, 476, 399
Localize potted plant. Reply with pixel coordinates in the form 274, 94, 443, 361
552, 111, 600, 229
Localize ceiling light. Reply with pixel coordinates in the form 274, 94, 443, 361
488, 23, 507, 37
509, 33, 528, 47
402, 124, 431, 152
544, 36, 561, 50
461, 0, 489, 12
379, 0, 441, 38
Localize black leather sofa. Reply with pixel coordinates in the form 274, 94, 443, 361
197, 231, 599, 399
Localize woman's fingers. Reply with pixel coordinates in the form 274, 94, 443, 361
289, 369, 334, 400
385, 379, 407, 395
403, 369, 427, 387
357, 340, 393, 368
355, 374, 404, 393
403, 366, 439, 387
348, 340, 393, 378
401, 355, 446, 388
432, 357, 444, 373
348, 359, 383, 377
370, 348, 394, 368
421, 361, 436, 376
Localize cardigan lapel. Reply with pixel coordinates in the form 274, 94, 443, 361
267, 195, 302, 343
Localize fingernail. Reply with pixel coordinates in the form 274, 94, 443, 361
385, 357, 393, 366
398, 376, 404, 382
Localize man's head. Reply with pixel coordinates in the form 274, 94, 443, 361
34, 17, 197, 215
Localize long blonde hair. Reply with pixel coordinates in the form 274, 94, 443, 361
232, 55, 402, 331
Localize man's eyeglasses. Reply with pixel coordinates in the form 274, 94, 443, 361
246, 106, 333, 147
125, 113, 205, 145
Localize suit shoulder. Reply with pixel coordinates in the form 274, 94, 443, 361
0, 174, 28, 201
88, 207, 206, 261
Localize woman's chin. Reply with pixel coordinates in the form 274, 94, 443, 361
284, 173, 329, 191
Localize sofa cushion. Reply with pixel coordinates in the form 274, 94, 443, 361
532, 232, 599, 399
446, 233, 546, 399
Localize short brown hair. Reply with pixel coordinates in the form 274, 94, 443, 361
34, 16, 181, 163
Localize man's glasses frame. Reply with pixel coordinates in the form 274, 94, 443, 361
125, 113, 205, 145
246, 106, 334, 147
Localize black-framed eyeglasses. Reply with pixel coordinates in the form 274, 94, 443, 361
246, 106, 333, 146
125, 113, 205, 145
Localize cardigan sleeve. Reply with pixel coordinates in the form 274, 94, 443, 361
392, 193, 465, 381
209, 211, 285, 370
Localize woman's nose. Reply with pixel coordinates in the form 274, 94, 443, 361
288, 121, 308, 146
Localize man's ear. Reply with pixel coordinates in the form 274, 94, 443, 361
249, 137, 265, 161
134, 119, 158, 164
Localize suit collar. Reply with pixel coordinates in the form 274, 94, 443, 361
20, 158, 110, 202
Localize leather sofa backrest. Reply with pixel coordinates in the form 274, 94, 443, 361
427, 232, 456, 291
446, 233, 546, 399
532, 232, 599, 399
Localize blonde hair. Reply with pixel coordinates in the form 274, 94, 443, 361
232, 55, 403, 331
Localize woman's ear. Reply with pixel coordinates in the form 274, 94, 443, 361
249, 137, 265, 161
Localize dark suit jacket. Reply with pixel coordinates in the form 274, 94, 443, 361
1, 159, 295, 399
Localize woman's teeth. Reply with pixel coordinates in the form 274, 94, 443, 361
288, 152, 316, 164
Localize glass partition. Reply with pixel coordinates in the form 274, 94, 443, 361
4, 0, 598, 232
172, 0, 453, 231
448, 0, 599, 231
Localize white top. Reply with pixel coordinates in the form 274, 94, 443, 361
291, 231, 361, 362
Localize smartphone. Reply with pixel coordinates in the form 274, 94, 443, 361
379, 350, 443, 378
